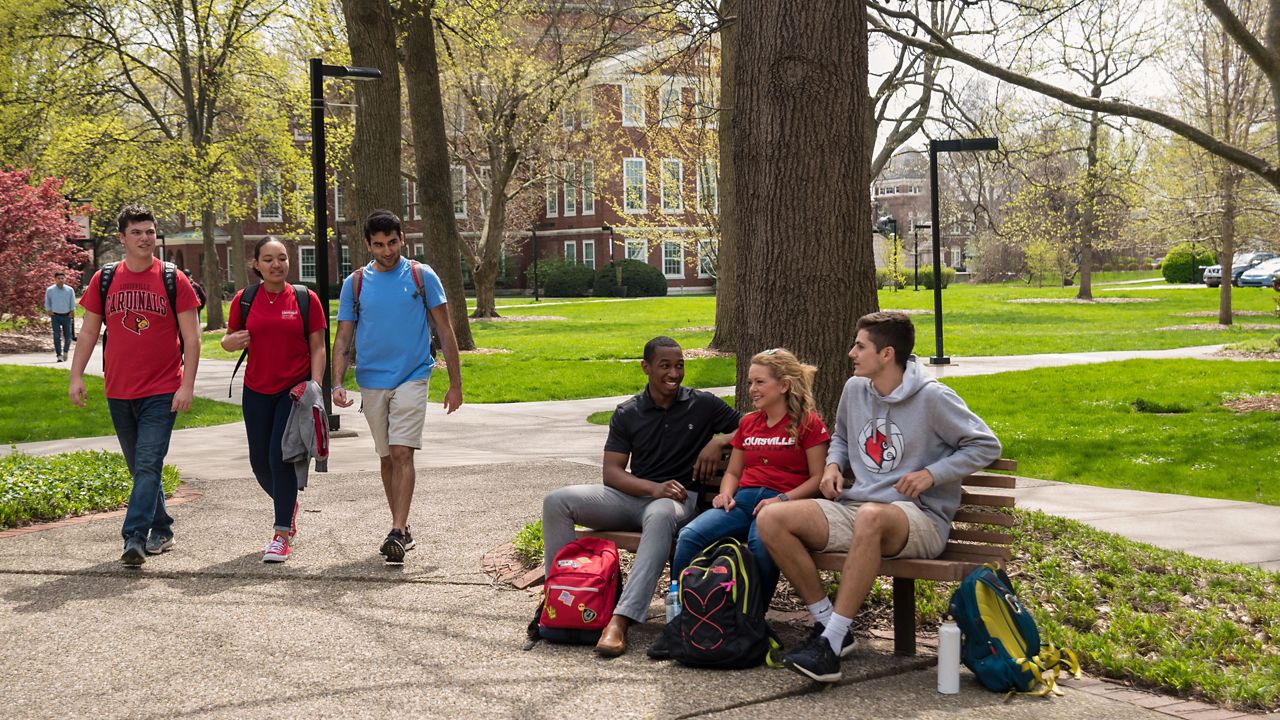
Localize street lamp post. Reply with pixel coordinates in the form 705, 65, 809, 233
531, 223, 541, 303
310, 58, 382, 430
158, 232, 166, 261
913, 222, 931, 291
929, 137, 998, 365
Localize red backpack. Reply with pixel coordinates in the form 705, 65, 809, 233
529, 537, 622, 645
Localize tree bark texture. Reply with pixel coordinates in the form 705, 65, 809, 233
1218, 168, 1237, 325
732, 1, 875, 422
200, 208, 225, 329
1077, 102, 1102, 301
341, 0, 402, 272
230, 220, 248, 290
401, 1, 475, 349
709, 0, 738, 353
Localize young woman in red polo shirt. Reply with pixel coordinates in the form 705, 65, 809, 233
222, 237, 327, 563
670, 348, 830, 604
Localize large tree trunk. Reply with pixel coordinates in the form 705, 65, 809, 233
1218, 169, 1237, 326
733, 1, 874, 421
230, 219, 248, 290
471, 180, 511, 318
709, 0, 737, 353
200, 208, 225, 330
401, 0, 475, 349
341, 0, 401, 272
1077, 100, 1102, 301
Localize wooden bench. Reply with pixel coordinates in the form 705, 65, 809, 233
575, 458, 1018, 656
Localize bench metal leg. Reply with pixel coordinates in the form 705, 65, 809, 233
892, 577, 916, 656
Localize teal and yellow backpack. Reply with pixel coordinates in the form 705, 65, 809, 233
948, 564, 1080, 698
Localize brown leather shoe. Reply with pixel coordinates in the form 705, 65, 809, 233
595, 615, 630, 657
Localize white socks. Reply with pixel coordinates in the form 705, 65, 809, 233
822, 612, 853, 654
807, 597, 833, 626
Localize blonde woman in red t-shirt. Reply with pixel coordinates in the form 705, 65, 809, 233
222, 237, 327, 563
670, 348, 830, 610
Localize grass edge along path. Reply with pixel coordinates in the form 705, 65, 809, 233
0, 366, 243, 444
509, 509, 1279, 711
0, 449, 181, 530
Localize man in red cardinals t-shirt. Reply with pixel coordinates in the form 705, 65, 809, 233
68, 205, 202, 567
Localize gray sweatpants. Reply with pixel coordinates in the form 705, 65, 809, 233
542, 484, 698, 623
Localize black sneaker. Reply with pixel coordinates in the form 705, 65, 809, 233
380, 529, 406, 564
783, 633, 842, 683
121, 536, 146, 567
810, 621, 857, 658
646, 630, 672, 660
145, 533, 174, 555
403, 525, 416, 552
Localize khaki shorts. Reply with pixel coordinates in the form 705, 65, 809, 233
814, 498, 945, 560
360, 378, 430, 457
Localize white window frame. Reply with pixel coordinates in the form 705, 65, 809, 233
659, 85, 681, 127
563, 162, 577, 216
545, 173, 558, 217
451, 165, 466, 218
413, 243, 424, 261
697, 239, 716, 278
621, 84, 644, 127
564, 240, 576, 263
583, 239, 595, 269
226, 254, 234, 282
339, 244, 352, 277
257, 171, 282, 222
696, 162, 719, 214
334, 181, 345, 221
561, 105, 574, 130
623, 157, 646, 214
299, 246, 316, 282
626, 239, 647, 261
662, 241, 684, 279
478, 166, 492, 214
581, 160, 595, 215
579, 89, 591, 128
660, 158, 684, 213
951, 247, 963, 268
401, 177, 413, 220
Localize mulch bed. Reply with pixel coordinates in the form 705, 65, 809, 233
0, 322, 55, 354
682, 347, 734, 359
1008, 297, 1156, 304
1180, 310, 1273, 318
1222, 394, 1280, 413
1156, 323, 1280, 331
474, 315, 567, 322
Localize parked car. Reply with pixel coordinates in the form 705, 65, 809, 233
1202, 251, 1277, 287
1238, 257, 1280, 287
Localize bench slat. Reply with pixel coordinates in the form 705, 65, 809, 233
960, 492, 1016, 508
962, 473, 1017, 489
953, 509, 1015, 527
942, 542, 1010, 560
949, 528, 1013, 545
987, 458, 1018, 472
575, 529, 642, 552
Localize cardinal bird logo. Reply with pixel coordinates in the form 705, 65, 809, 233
121, 309, 150, 335
857, 419, 902, 473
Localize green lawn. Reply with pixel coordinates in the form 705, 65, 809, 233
0, 366, 243, 444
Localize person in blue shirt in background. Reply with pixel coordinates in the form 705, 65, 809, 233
332, 210, 464, 564
44, 271, 77, 362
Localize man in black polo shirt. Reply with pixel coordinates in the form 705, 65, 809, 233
542, 336, 740, 656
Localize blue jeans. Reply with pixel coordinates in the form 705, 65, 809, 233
51, 314, 73, 356
107, 394, 177, 542
242, 385, 299, 532
672, 486, 783, 604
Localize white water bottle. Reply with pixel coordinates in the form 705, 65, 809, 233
938, 619, 961, 694
665, 581, 681, 622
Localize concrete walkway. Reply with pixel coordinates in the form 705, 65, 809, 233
0, 342, 1275, 718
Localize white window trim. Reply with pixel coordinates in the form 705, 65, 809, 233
623, 157, 646, 214
257, 171, 282, 222
339, 245, 352, 277
545, 174, 558, 217
659, 85, 681, 128
299, 246, 317, 282
696, 162, 718, 215
451, 166, 467, 219
662, 241, 684, 279
334, 181, 345, 221
625, 239, 647, 261
660, 158, 684, 214
697, 239, 715, 278
563, 162, 577, 216
583, 239, 595, 269
621, 84, 644, 127
581, 160, 596, 215
564, 240, 576, 263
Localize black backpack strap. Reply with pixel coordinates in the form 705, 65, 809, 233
161, 261, 179, 323
98, 263, 118, 369
229, 284, 260, 397
293, 284, 309, 344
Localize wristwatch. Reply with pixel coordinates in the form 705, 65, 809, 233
777, 493, 789, 502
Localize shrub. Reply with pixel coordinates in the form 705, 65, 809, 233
1161, 242, 1217, 284
918, 265, 956, 289
0, 450, 180, 529
592, 259, 668, 297
537, 259, 596, 297
875, 268, 904, 289
513, 519, 544, 564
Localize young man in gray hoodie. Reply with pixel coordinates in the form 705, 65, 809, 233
758, 311, 1001, 682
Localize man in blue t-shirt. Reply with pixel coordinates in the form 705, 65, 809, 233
332, 210, 464, 563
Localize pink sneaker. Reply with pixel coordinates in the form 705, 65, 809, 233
289, 501, 299, 541
263, 533, 291, 563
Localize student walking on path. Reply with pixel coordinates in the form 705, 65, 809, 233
221, 237, 327, 563
332, 210, 463, 564
44, 270, 77, 362
67, 205, 202, 566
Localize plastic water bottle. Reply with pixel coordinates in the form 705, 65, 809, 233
938, 619, 961, 694
665, 581, 681, 622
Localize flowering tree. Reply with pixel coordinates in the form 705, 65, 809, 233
0, 169, 90, 318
